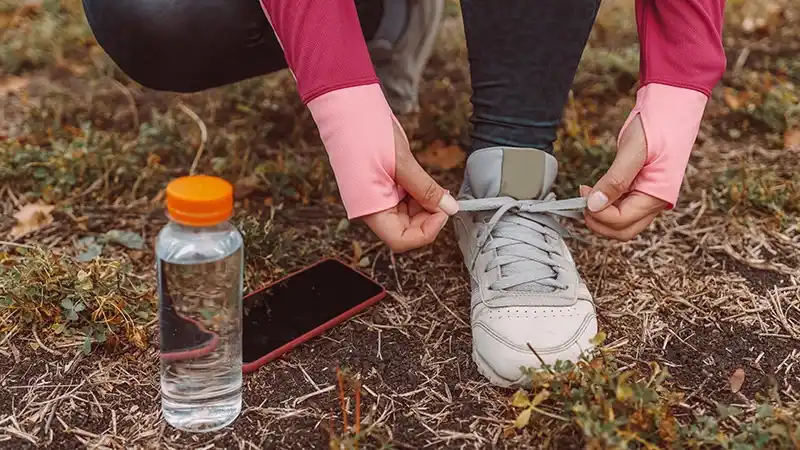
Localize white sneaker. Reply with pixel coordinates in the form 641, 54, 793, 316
369, 0, 445, 115
453, 147, 598, 387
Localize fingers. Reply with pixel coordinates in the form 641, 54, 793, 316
391, 119, 459, 215
580, 186, 667, 230
362, 205, 449, 253
586, 114, 647, 212
583, 208, 660, 241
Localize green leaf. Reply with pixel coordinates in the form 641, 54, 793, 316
511, 390, 531, 408
82, 335, 92, 354
51, 323, 65, 334
73, 302, 86, 312
717, 404, 743, 419
590, 331, 607, 346
336, 218, 350, 233
514, 407, 532, 429
767, 424, 788, 438
103, 230, 145, 250
76, 242, 103, 262
530, 389, 550, 407
94, 329, 107, 344
61, 298, 74, 310
616, 371, 634, 401
756, 404, 774, 419
66, 309, 78, 321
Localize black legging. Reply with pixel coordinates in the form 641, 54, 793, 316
82, 0, 599, 154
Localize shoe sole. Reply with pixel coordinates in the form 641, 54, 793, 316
472, 346, 528, 389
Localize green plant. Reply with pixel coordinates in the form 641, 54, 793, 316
0, 247, 153, 351
508, 334, 800, 449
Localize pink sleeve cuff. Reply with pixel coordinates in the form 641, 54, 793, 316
307, 83, 406, 219
621, 83, 709, 208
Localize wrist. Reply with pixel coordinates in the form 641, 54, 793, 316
622, 83, 708, 208
307, 83, 405, 219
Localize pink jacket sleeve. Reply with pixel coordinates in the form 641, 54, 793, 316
260, 0, 405, 219
621, 0, 727, 208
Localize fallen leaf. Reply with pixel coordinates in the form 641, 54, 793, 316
10, 203, 55, 239
730, 368, 745, 393
784, 128, 800, 150
0, 76, 29, 98
723, 88, 742, 110
336, 218, 350, 233
352, 241, 363, 263
416, 141, 465, 170
234, 175, 262, 199
103, 230, 144, 250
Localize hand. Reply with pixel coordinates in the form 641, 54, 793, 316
362, 120, 459, 253
581, 115, 668, 241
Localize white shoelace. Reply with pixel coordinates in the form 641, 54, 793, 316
457, 194, 587, 292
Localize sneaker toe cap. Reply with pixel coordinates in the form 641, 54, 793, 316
473, 299, 597, 382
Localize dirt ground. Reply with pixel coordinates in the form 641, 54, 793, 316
1, 1, 799, 449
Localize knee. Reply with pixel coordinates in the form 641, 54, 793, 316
82, 0, 199, 92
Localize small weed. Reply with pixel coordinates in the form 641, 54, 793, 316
0, 247, 153, 351
0, 0, 94, 74
715, 165, 800, 217
327, 367, 393, 450
508, 334, 800, 449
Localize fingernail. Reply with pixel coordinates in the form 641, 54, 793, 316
438, 192, 459, 215
587, 191, 608, 212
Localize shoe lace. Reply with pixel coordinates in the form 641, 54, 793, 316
457, 194, 587, 292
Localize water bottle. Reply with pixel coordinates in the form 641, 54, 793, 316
156, 175, 244, 432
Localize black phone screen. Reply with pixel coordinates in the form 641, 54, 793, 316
242, 259, 384, 364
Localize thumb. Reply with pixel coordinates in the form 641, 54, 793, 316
588, 114, 648, 212
391, 119, 459, 215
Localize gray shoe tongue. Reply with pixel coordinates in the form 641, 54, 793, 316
465, 147, 558, 201
464, 147, 560, 293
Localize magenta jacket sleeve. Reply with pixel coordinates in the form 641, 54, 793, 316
260, 0, 406, 219
259, 0, 378, 102
620, 0, 727, 208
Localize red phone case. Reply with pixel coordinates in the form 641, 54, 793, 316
241, 257, 387, 374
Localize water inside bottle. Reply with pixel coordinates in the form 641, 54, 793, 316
158, 246, 243, 432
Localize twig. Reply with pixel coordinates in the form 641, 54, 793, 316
527, 343, 555, 375
354, 378, 362, 449
0, 241, 35, 249
426, 284, 468, 328
178, 103, 208, 175
112, 80, 139, 130
336, 367, 349, 432
390, 252, 404, 295
32, 325, 59, 356
530, 406, 569, 422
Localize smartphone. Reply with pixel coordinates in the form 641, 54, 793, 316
241, 258, 386, 373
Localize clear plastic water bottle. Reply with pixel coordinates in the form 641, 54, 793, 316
156, 175, 243, 432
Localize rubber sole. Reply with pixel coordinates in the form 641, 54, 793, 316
472, 347, 528, 389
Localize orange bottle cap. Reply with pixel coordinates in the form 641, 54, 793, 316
166, 175, 233, 226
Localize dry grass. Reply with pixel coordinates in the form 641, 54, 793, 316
1, 0, 799, 448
